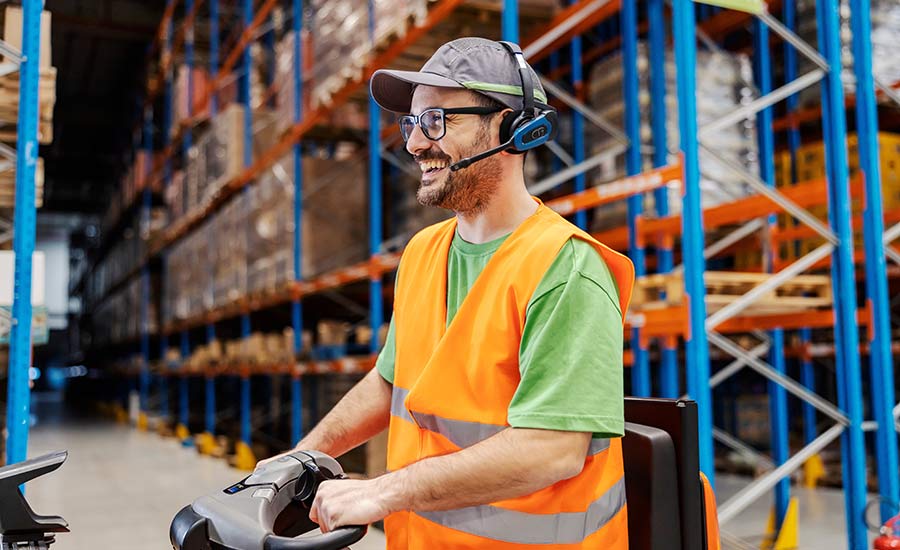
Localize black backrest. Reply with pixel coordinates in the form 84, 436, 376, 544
622, 422, 682, 550
624, 397, 704, 550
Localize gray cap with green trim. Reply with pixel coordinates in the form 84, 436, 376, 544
370, 37, 548, 114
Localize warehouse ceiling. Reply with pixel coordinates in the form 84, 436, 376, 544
42, 0, 167, 213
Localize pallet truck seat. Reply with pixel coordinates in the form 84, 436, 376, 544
623, 397, 720, 550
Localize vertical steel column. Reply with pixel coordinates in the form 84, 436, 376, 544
817, 1, 867, 546
671, 0, 712, 481
622, 0, 649, 397
205, 323, 216, 435
291, 0, 305, 446
204, 0, 218, 441
6, 0, 43, 465
549, 52, 561, 175
753, 17, 789, 526
158, 12, 176, 422
139, 95, 155, 414
502, 0, 518, 44
648, 0, 677, 398
368, 0, 383, 356
209, 0, 219, 116
570, 0, 586, 231
799, 328, 816, 444
783, 0, 817, 453
240, 313, 251, 446
238, 0, 254, 450
180, 330, 190, 430
850, 0, 899, 522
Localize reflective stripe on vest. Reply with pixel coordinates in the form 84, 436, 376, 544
392, 386, 611, 456
414, 476, 626, 544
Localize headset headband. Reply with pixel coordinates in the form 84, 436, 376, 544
498, 41, 535, 117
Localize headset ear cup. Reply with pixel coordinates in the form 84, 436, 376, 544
499, 111, 519, 144
546, 110, 559, 141
500, 111, 528, 155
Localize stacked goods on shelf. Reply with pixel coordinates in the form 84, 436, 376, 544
308, 0, 428, 107
796, 0, 900, 107
0, 7, 55, 208
213, 193, 249, 309
92, 275, 159, 345
587, 42, 758, 231
172, 64, 212, 132
165, 144, 367, 326
165, 216, 215, 324
0, 6, 55, 143
246, 146, 368, 296
86, 217, 145, 307
772, 132, 900, 261
272, 31, 369, 136
166, 103, 281, 226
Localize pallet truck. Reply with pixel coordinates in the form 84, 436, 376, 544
170, 398, 719, 550
0, 451, 70, 550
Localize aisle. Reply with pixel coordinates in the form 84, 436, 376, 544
21, 392, 385, 550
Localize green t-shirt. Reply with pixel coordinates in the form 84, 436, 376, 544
376, 230, 625, 438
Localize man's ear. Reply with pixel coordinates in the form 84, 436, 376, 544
495, 107, 516, 146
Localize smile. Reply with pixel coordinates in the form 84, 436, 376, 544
418, 159, 449, 174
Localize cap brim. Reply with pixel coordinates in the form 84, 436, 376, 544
370, 69, 463, 113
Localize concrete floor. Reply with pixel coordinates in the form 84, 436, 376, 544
21, 392, 386, 550
15, 392, 877, 550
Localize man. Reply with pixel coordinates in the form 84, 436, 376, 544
259, 37, 634, 548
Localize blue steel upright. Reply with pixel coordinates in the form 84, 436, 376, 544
139, 102, 154, 414
817, 0, 868, 546
648, 0, 677, 398
291, 0, 305, 446
570, 0, 586, 231
753, 17, 789, 527
671, 0, 712, 481
850, 0, 899, 523
782, 0, 818, 454
180, 330, 191, 430
238, 0, 254, 450
205, 323, 216, 435
368, 0, 384, 355
502, 0, 517, 46
209, 0, 219, 115
5, 0, 43, 466
621, 0, 649, 397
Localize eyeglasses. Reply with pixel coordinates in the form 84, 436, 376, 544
398, 106, 502, 142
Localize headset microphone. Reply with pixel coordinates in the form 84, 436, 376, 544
448, 139, 514, 172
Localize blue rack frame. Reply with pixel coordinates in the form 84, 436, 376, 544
5, 0, 44, 466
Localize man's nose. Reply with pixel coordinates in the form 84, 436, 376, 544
406, 123, 431, 156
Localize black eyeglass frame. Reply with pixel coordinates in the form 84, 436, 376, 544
398, 106, 503, 142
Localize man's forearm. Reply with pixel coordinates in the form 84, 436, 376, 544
295, 368, 392, 458
377, 427, 591, 513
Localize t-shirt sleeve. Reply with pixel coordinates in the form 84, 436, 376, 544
375, 314, 396, 385
507, 239, 625, 439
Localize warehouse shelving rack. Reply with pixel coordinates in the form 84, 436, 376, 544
5, 0, 47, 468
68, 0, 900, 547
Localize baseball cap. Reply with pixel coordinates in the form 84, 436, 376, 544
369, 37, 549, 114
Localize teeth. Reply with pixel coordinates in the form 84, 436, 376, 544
418, 160, 447, 172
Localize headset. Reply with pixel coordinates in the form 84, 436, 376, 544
449, 41, 558, 172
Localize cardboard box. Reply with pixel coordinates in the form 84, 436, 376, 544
2, 6, 51, 69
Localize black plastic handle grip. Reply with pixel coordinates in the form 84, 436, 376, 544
263, 524, 368, 550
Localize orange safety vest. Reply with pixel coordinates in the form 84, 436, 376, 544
385, 200, 635, 549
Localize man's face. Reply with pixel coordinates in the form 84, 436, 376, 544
406, 86, 504, 214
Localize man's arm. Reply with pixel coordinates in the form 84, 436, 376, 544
258, 367, 392, 465
310, 427, 590, 531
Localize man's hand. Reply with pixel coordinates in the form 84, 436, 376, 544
310, 478, 398, 532
255, 448, 299, 470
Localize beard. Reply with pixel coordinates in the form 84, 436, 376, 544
415, 125, 503, 215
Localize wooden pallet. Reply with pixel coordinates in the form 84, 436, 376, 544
0, 157, 43, 208
631, 271, 833, 316
0, 67, 56, 144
